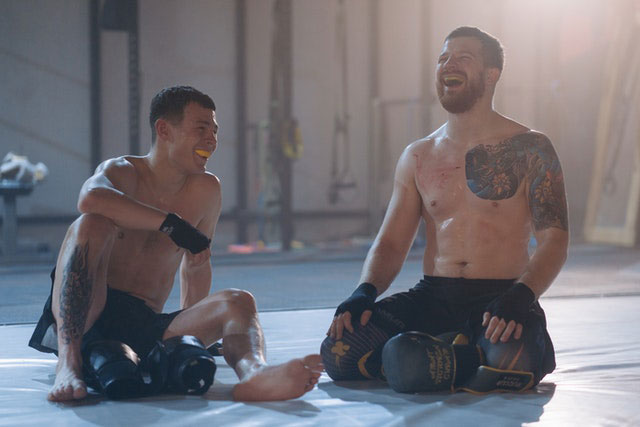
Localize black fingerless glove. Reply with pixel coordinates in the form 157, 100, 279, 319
485, 282, 535, 325
159, 213, 211, 254
334, 283, 377, 320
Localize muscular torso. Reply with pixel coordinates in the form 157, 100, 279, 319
413, 128, 556, 279
106, 157, 213, 312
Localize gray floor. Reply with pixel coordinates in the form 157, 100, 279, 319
1, 243, 639, 426
1, 243, 639, 325
3, 297, 640, 426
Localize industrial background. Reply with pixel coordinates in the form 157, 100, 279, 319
0, 0, 638, 259
2, 3, 640, 423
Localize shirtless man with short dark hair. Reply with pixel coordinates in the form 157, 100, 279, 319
321, 27, 568, 393
30, 85, 322, 402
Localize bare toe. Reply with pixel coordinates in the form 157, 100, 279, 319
49, 361, 87, 402
303, 354, 323, 369
232, 355, 323, 401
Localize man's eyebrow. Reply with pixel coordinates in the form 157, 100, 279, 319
440, 49, 477, 58
195, 120, 212, 126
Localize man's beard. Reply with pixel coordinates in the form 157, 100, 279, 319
437, 72, 485, 114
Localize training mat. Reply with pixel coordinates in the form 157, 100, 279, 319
1, 296, 639, 426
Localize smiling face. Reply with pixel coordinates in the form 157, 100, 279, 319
166, 102, 219, 174
436, 36, 489, 114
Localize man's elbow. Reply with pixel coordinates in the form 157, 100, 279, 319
559, 235, 569, 265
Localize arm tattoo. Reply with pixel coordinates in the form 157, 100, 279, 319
58, 244, 92, 344
525, 134, 568, 231
465, 132, 568, 231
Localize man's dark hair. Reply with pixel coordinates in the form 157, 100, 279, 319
445, 26, 504, 71
149, 85, 216, 143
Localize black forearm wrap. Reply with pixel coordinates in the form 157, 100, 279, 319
159, 213, 210, 254
334, 282, 377, 317
509, 282, 536, 306
354, 282, 377, 299
485, 282, 535, 325
159, 213, 181, 235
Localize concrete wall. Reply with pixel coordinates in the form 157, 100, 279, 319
0, 0, 624, 253
0, 0, 90, 216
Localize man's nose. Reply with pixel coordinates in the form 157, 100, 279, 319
443, 57, 458, 70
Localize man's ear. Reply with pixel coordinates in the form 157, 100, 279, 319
486, 68, 501, 86
155, 118, 172, 142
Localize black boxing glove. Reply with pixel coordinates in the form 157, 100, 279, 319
82, 340, 147, 400
484, 282, 535, 325
147, 335, 216, 395
159, 213, 210, 254
334, 282, 377, 322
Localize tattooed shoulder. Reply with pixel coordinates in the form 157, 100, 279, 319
524, 133, 568, 231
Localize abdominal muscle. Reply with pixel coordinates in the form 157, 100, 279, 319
422, 212, 531, 279
106, 230, 184, 312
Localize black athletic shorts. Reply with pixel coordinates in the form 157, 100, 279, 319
371, 275, 556, 378
28, 269, 182, 359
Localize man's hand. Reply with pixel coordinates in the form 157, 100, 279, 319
482, 282, 535, 344
159, 213, 211, 254
328, 283, 377, 340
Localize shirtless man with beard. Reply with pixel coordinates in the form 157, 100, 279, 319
30, 86, 322, 402
321, 27, 568, 393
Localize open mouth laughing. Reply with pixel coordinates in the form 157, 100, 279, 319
442, 74, 465, 88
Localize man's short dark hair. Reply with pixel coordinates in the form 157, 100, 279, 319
149, 85, 216, 143
445, 26, 504, 71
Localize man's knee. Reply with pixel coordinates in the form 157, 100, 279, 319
221, 289, 257, 316
320, 321, 390, 381
69, 213, 118, 243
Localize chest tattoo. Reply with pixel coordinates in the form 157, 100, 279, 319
465, 139, 527, 200
465, 132, 568, 231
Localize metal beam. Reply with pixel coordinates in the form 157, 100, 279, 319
235, 0, 248, 243
367, 0, 380, 235
269, 0, 294, 251
128, 0, 140, 155
89, 0, 102, 172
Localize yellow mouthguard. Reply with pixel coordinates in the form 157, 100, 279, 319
444, 76, 464, 84
195, 149, 211, 158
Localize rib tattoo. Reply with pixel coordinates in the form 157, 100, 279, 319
58, 244, 92, 344
465, 132, 568, 231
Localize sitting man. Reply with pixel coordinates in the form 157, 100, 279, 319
30, 85, 322, 402
321, 27, 568, 393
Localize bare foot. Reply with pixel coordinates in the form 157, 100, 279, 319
232, 354, 323, 401
48, 358, 87, 402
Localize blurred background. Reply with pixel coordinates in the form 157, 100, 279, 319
1, 0, 639, 319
